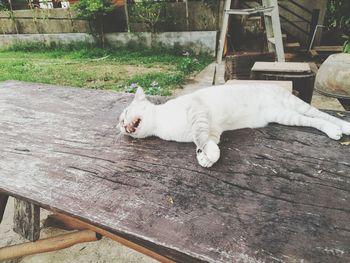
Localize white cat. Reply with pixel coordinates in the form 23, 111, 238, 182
118, 84, 350, 167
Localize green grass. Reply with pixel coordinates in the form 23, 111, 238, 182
0, 42, 212, 95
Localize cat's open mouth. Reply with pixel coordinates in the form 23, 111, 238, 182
125, 118, 141, 134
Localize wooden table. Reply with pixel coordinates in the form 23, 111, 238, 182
1, 81, 350, 262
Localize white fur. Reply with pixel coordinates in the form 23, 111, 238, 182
119, 84, 350, 167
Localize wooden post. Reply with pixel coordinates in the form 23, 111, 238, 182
13, 199, 40, 241
124, 0, 130, 32
184, 0, 189, 31
0, 230, 100, 261
213, 0, 232, 85
0, 193, 9, 224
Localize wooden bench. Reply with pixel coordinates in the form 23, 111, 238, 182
1, 81, 350, 262
251, 62, 316, 104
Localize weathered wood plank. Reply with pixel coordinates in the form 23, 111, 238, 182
0, 193, 9, 224
251, 61, 311, 72
314, 45, 343, 52
0, 81, 349, 262
13, 199, 40, 241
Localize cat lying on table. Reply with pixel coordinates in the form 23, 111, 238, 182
118, 84, 350, 168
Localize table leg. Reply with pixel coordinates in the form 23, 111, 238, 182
338, 98, 350, 111
13, 198, 40, 241
0, 193, 9, 224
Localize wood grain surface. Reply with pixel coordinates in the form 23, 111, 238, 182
0, 193, 8, 223
13, 199, 40, 241
0, 81, 349, 263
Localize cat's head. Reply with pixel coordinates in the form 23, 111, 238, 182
118, 87, 155, 138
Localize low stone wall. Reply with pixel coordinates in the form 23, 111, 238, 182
0, 33, 96, 48
104, 31, 217, 56
0, 31, 217, 56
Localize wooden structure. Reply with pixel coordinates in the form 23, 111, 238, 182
243, 0, 328, 48
0, 81, 350, 262
224, 52, 275, 81
0, 230, 100, 261
251, 61, 316, 104
214, 0, 285, 84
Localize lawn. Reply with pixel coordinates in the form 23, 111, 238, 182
0, 43, 212, 96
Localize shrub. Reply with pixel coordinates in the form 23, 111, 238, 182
343, 37, 350, 53
129, 0, 164, 32
73, 0, 115, 47
326, 0, 350, 35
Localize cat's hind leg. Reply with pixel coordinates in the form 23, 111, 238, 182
302, 107, 350, 135
286, 95, 350, 135
187, 101, 220, 167
267, 110, 343, 140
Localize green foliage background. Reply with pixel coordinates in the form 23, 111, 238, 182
325, 0, 350, 35
129, 0, 165, 32
73, 0, 115, 20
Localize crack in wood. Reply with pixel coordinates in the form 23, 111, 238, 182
53, 150, 116, 164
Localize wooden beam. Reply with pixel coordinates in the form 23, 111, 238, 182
13, 199, 40, 241
314, 45, 342, 52
0, 193, 9, 224
0, 230, 100, 261
309, 49, 318, 58
47, 213, 175, 263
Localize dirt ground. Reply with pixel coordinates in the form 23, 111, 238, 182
1, 198, 157, 263
0, 61, 346, 263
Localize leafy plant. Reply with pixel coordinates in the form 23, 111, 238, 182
129, 0, 164, 32
73, 0, 115, 47
177, 57, 200, 75
343, 36, 350, 53
0, 0, 7, 10
202, 0, 217, 11
325, 0, 350, 35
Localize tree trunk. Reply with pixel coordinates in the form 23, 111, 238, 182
124, 0, 130, 32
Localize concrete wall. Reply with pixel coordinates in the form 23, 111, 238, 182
0, 33, 96, 48
0, 31, 217, 56
104, 31, 217, 56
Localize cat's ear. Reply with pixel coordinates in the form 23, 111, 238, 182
133, 87, 146, 102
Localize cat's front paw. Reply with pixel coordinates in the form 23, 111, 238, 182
196, 140, 220, 168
